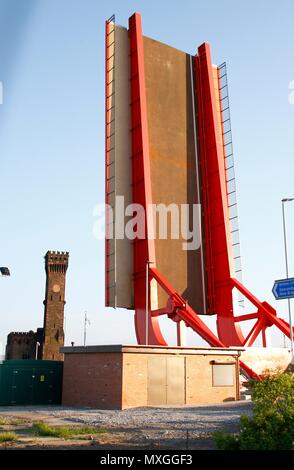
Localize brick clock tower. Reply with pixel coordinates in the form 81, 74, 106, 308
42, 251, 69, 361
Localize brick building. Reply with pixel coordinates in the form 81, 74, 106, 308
61, 345, 242, 409
5, 251, 69, 361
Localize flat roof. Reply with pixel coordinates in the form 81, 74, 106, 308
61, 344, 244, 356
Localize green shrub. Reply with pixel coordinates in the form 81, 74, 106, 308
214, 372, 294, 450
0, 432, 17, 442
214, 431, 240, 450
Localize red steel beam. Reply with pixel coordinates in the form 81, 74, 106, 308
231, 277, 294, 341
194, 49, 214, 314
150, 267, 260, 380
262, 327, 267, 347
247, 318, 265, 347
151, 267, 225, 347
128, 13, 166, 345
233, 313, 259, 322
195, 44, 244, 345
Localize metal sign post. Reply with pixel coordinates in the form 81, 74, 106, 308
273, 277, 294, 361
280, 198, 294, 362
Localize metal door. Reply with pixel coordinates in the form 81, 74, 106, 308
166, 356, 185, 405
147, 356, 186, 406
147, 356, 166, 405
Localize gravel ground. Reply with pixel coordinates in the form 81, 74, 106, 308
52, 400, 252, 431
0, 401, 252, 450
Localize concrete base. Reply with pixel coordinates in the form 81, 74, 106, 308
61, 345, 242, 409
241, 347, 292, 375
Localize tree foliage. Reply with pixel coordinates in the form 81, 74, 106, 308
215, 372, 294, 450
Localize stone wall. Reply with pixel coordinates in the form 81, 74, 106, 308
5, 331, 38, 360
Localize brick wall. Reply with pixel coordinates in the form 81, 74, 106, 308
185, 354, 238, 404
62, 352, 123, 408
122, 352, 148, 408
122, 352, 238, 408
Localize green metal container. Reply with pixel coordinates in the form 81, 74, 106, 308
0, 360, 63, 406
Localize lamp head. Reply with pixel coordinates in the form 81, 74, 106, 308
0, 267, 10, 276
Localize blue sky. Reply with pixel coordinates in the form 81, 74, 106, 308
0, 0, 294, 354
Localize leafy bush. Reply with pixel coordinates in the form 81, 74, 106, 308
215, 372, 294, 450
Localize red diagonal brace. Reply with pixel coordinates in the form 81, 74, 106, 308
150, 267, 260, 380
231, 277, 294, 340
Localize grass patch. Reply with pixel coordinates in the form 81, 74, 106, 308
0, 432, 17, 442
0, 417, 29, 426
31, 422, 105, 439
9, 419, 30, 426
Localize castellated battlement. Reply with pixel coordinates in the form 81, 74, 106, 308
7, 330, 36, 339
6, 331, 38, 360
45, 251, 69, 273
45, 251, 69, 262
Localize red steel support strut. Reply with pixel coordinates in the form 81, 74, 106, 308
129, 13, 166, 346
195, 43, 245, 345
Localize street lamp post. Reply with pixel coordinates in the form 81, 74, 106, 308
282, 198, 294, 362
0, 267, 11, 360
35, 341, 40, 360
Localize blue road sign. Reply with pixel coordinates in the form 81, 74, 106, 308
272, 278, 294, 300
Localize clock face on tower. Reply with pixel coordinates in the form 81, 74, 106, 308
52, 284, 61, 293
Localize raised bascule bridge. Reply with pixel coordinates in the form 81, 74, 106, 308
105, 12, 293, 380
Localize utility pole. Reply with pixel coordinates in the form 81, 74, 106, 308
83, 311, 90, 347
145, 261, 154, 345
282, 198, 294, 362
146, 261, 149, 345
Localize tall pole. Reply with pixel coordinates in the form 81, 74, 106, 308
84, 311, 90, 347
35, 342, 40, 360
282, 199, 294, 362
146, 261, 149, 345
